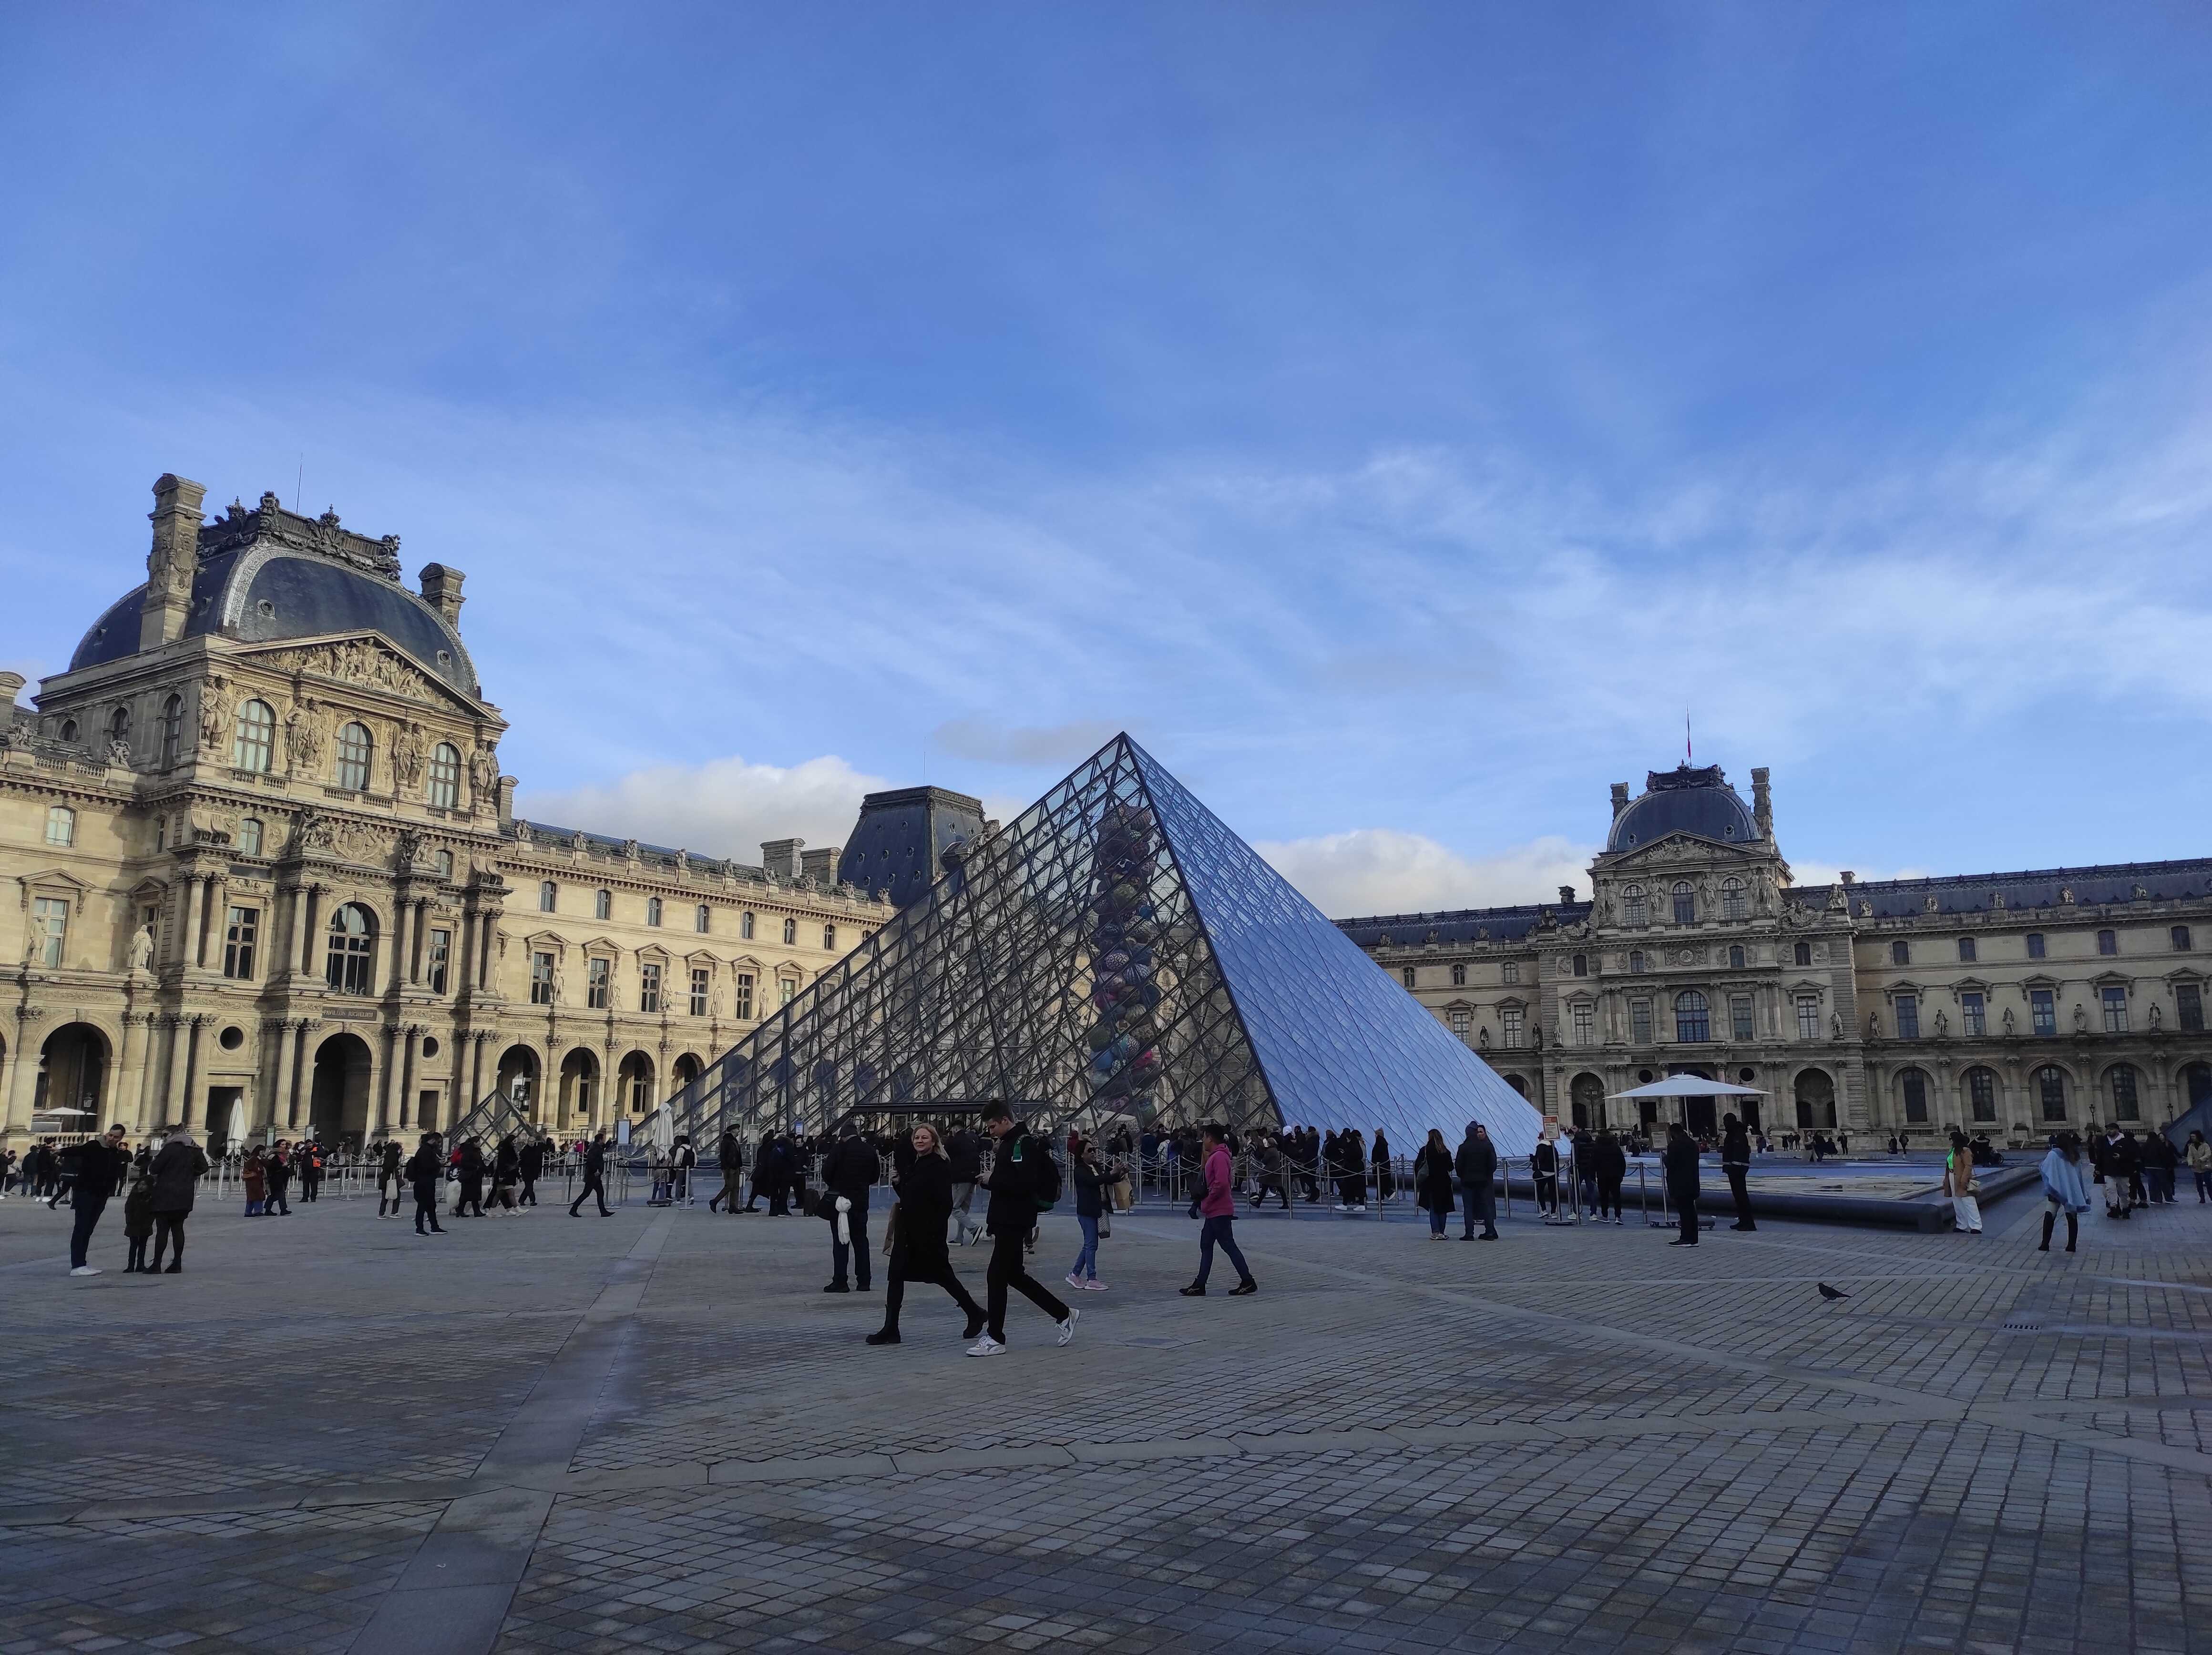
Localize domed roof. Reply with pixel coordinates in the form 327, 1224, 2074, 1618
1607, 764, 1757, 853
68, 495, 478, 696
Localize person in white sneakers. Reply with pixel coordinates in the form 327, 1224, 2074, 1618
967, 1100, 1076, 1356
67, 1124, 129, 1277
1065, 1132, 1108, 1293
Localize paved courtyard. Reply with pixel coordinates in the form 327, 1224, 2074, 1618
4, 1169, 2211, 1655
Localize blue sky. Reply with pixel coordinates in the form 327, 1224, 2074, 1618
4, 4, 2210, 913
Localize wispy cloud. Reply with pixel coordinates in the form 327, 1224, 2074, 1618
1259, 829, 1599, 919
517, 753, 889, 865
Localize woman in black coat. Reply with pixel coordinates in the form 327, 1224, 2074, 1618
405, 1134, 447, 1235
147, 1127, 210, 1272
1663, 1123, 1701, 1246
1414, 1129, 1455, 1237
868, 1123, 984, 1345
456, 1138, 487, 1217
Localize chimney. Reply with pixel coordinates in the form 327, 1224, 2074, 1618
1609, 781, 1630, 820
0, 671, 24, 709
800, 846, 839, 885
1750, 766, 1772, 838
1558, 885, 1576, 905
1840, 870, 1855, 886
760, 838, 803, 881
419, 564, 466, 628
496, 774, 517, 827
140, 473, 207, 651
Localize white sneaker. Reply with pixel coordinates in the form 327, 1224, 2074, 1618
964, 1335, 1006, 1358
70, 1265, 101, 1277
1066, 1273, 1085, 1289
1057, 1307, 1080, 1347
1332, 1204, 1349, 1213
1082, 1279, 1108, 1291
1352, 1205, 1368, 1214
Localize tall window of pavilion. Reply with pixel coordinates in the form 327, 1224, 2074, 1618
232, 699, 276, 773
427, 742, 461, 808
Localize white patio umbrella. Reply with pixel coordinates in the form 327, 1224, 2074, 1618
1608, 1075, 1766, 1100
651, 1106, 675, 1154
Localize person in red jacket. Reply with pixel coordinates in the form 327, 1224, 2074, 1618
1180, 1123, 1258, 1297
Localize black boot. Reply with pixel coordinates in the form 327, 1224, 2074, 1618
2039, 1213, 2054, 1252
865, 1327, 900, 1344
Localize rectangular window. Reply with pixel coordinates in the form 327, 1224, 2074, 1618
31, 897, 67, 968
1449, 1007, 1471, 1042
586, 957, 611, 1009
1730, 995, 1754, 1041
1796, 994, 1820, 1041
1572, 1002, 1594, 1046
1891, 940, 1909, 967
531, 951, 555, 1005
2026, 933, 2046, 960
1902, 1071, 1928, 1123
639, 962, 662, 1014
1957, 937, 1976, 963
1895, 994, 1919, 1040
2098, 929, 2118, 956
222, 905, 257, 981
779, 976, 797, 1007
1961, 991, 1985, 1036
2031, 988, 2056, 1036
1968, 1070, 1997, 1122
690, 966, 710, 1016
2101, 985, 2128, 1033
426, 928, 451, 995
2112, 1066, 2140, 1121
733, 972, 754, 1020
2180, 984, 2204, 1032
2174, 925, 2193, 952
1502, 961, 1520, 985
1631, 999, 1654, 1044
741, 911, 756, 940
1502, 1007, 1525, 1047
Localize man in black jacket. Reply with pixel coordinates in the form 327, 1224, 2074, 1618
406, 1133, 447, 1235
1720, 1114, 1756, 1231
1664, 1123, 1701, 1245
969, 1100, 1075, 1356
1454, 1123, 1498, 1240
518, 1136, 543, 1206
820, 1122, 880, 1292
65, 1124, 128, 1276
710, 1128, 743, 1212
569, 1130, 613, 1216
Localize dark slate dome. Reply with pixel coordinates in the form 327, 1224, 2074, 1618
68, 494, 478, 696
1607, 764, 1757, 853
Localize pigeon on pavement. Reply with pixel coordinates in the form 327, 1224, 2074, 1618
1817, 1283, 1849, 1301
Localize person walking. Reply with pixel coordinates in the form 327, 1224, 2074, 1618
1455, 1122, 1498, 1240
454, 1137, 487, 1217
820, 1121, 881, 1293
2038, 1133, 2089, 1253
1720, 1114, 1756, 1232
65, 1124, 129, 1276
242, 1145, 267, 1217
1248, 1134, 1290, 1210
147, 1126, 209, 1273
1595, 1128, 1627, 1224
947, 1124, 983, 1244
1531, 1135, 1560, 1217
2098, 1127, 2134, 1220
518, 1135, 543, 1207
1574, 1129, 1600, 1217
406, 1133, 447, 1235
765, 1134, 796, 1217
1663, 1122, 1700, 1246
121, 1167, 155, 1271
265, 1141, 293, 1216
967, 1100, 1076, 1355
1180, 1123, 1259, 1296
1066, 1132, 1107, 1290
377, 1138, 403, 1216
1944, 1129, 1983, 1235
710, 1128, 743, 1212
868, 1123, 985, 1344
1415, 1128, 1455, 1239
2188, 1129, 2212, 1203
300, 1140, 324, 1203
569, 1130, 613, 1216
1371, 1128, 1394, 1205
2141, 1128, 2179, 1205
490, 1135, 521, 1213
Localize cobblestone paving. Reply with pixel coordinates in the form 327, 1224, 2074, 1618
3, 1175, 2211, 1652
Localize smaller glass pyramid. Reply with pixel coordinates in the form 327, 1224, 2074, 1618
667, 735, 1541, 1152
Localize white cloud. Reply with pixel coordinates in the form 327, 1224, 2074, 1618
1789, 859, 1933, 889
1258, 828, 1599, 918
516, 753, 889, 865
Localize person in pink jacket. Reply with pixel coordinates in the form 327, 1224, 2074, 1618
1179, 1124, 1259, 1297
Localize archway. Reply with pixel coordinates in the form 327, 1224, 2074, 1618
34, 1023, 111, 1134
496, 1044, 541, 1117
617, 1051, 655, 1116
672, 1052, 704, 1094
308, 1032, 374, 1148
558, 1048, 599, 1129
2184, 1062, 2212, 1110
1569, 1073, 1605, 1130
1794, 1068, 1837, 1130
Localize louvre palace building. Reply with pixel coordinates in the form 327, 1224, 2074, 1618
1340, 764, 2212, 1143
0, 473, 891, 1149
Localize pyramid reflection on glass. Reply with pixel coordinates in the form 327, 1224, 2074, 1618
666, 734, 1542, 1152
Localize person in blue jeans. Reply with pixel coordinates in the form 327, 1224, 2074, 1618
1180, 1124, 1258, 1297
1065, 1133, 1108, 1292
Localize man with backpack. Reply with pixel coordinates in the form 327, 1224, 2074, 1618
968, 1100, 1076, 1357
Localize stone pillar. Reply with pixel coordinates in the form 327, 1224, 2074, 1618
287, 1021, 316, 1129
114, 1012, 144, 1134
375, 1023, 398, 1133
467, 1032, 488, 1112
477, 909, 500, 990
299, 886, 323, 976
269, 1018, 299, 1133
183, 875, 209, 970
4, 1007, 48, 1138
388, 899, 414, 997
174, 1015, 206, 1127
444, 1031, 470, 1131
397, 1026, 420, 1129
201, 874, 228, 971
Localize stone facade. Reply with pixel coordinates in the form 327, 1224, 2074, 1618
1341, 764, 2212, 1143
0, 474, 891, 1148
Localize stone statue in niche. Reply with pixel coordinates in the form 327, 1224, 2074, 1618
285, 701, 322, 769
2002, 1005, 2017, 1035
1867, 1011, 1881, 1040
392, 725, 424, 789
107, 737, 132, 766
2073, 1003, 2089, 1033
1831, 1011, 1844, 1040
128, 923, 156, 973
2150, 1002, 2164, 1032
199, 695, 225, 751
1933, 1009, 1948, 1038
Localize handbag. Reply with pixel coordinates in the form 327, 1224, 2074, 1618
881, 1200, 901, 1257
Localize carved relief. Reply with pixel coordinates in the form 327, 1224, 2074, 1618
258, 640, 446, 703
297, 812, 392, 867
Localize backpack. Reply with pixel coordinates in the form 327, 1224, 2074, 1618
1017, 1133, 1062, 1211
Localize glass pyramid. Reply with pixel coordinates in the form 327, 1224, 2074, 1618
666, 734, 1542, 1153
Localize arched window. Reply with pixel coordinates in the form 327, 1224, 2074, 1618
1890, 939, 1910, 966
1794, 940, 1812, 966
1675, 990, 1710, 1042
1720, 878, 1746, 920
43, 805, 74, 847
1451, 962, 1466, 986
1728, 944, 1746, 970
1966, 1067, 1998, 1122
823, 924, 836, 950
427, 742, 461, 808
594, 889, 612, 920
1629, 950, 1646, 974
435, 848, 452, 879
1623, 886, 1648, 926
1402, 966, 1416, 988
159, 694, 183, 769
1572, 953, 1587, 977
741, 911, 756, 940
232, 699, 276, 773
646, 897, 663, 927
1900, 1068, 1929, 1123
238, 817, 264, 857
539, 881, 558, 913
335, 722, 372, 790
695, 904, 710, 934
1672, 881, 1695, 924
59, 717, 78, 742
782, 917, 797, 946
107, 705, 130, 747
2108, 1063, 2140, 1121
2035, 1065, 2067, 1122
325, 904, 377, 995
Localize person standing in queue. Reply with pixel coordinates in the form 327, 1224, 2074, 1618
1415, 1128, 1455, 1239
1181, 1123, 1259, 1296
967, 1100, 1076, 1357
1455, 1122, 1498, 1240
147, 1126, 209, 1272
407, 1133, 448, 1235
65, 1124, 129, 1276
1720, 1114, 1756, 1232
1595, 1128, 1627, 1225
820, 1121, 880, 1293
569, 1129, 613, 1216
377, 1138, 403, 1216
1664, 1122, 1701, 1246
710, 1127, 743, 1212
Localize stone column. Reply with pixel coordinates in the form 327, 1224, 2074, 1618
456, 909, 478, 996
445, 1030, 471, 1131
174, 1015, 206, 1127
165, 877, 192, 971
467, 1032, 488, 1111
114, 1012, 144, 1134
397, 1025, 420, 1129
299, 886, 323, 976
269, 1018, 299, 1133
184, 875, 210, 970
201, 874, 229, 971
288, 1021, 317, 1129
386, 899, 412, 997
4, 1006, 48, 1138
375, 1022, 399, 1133
477, 909, 500, 990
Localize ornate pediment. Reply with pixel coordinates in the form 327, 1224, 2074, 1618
241, 636, 471, 710
292, 811, 395, 868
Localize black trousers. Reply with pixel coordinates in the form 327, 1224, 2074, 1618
1676, 1192, 1699, 1243
831, 1205, 871, 1289
458, 1178, 485, 1217
519, 1175, 537, 1206
1597, 1175, 1623, 1218
883, 1251, 982, 1333
267, 1182, 290, 1216
70, 1195, 107, 1268
1534, 1172, 1558, 1213
1726, 1167, 1755, 1229
986, 1228, 1067, 1341
379, 1175, 400, 1215
151, 1213, 187, 1268
414, 1186, 443, 1233
569, 1173, 610, 1216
